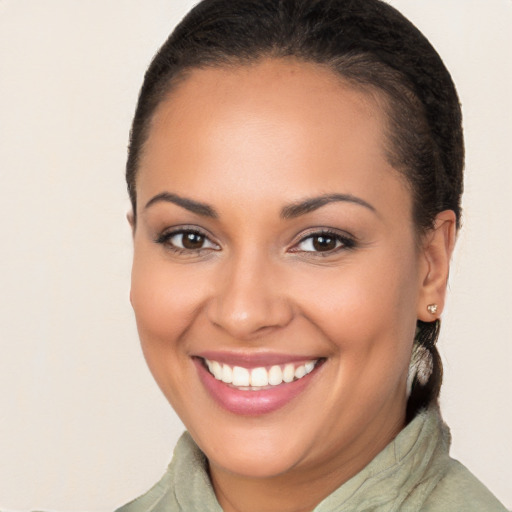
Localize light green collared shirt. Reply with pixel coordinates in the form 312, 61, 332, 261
116, 407, 507, 511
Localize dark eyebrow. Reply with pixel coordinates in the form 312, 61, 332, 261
281, 193, 376, 219
144, 192, 218, 218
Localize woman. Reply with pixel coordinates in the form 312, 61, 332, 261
118, 0, 507, 510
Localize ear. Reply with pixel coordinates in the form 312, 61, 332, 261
417, 210, 457, 321
126, 211, 135, 307
127, 210, 136, 237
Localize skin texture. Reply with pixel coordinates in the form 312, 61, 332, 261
130, 59, 456, 512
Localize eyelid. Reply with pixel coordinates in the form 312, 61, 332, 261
288, 227, 356, 253
155, 225, 221, 251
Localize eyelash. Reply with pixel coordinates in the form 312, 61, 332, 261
155, 228, 356, 256
290, 229, 356, 256
155, 227, 220, 256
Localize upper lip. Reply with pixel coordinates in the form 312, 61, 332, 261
194, 350, 323, 368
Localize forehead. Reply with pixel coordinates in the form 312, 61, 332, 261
137, 58, 410, 217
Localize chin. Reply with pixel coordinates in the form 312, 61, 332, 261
203, 431, 311, 479
184, 401, 336, 481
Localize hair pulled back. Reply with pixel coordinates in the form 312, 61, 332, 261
126, 0, 464, 418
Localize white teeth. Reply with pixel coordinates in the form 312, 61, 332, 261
294, 365, 307, 379
232, 366, 250, 387
211, 361, 223, 380
268, 365, 283, 386
250, 367, 269, 387
283, 364, 295, 383
305, 361, 315, 374
205, 358, 319, 389
221, 364, 233, 384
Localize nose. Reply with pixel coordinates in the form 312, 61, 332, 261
206, 253, 294, 340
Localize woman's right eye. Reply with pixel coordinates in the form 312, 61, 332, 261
156, 229, 220, 253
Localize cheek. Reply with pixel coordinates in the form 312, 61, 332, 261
129, 250, 212, 413
290, 248, 420, 362
130, 249, 206, 341
302, 257, 419, 426
129, 249, 211, 401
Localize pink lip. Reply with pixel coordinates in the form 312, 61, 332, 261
193, 357, 323, 416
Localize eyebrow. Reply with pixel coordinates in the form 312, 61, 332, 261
144, 192, 218, 218
281, 193, 377, 219
144, 191, 375, 220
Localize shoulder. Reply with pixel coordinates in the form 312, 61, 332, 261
114, 470, 176, 512
421, 458, 508, 512
114, 432, 220, 512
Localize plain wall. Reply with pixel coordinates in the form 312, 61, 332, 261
0, 0, 510, 510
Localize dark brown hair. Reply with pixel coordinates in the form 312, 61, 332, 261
126, 0, 464, 417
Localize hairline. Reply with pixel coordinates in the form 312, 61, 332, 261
130, 54, 419, 228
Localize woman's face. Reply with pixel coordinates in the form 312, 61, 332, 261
130, 59, 434, 481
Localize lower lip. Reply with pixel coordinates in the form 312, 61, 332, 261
194, 358, 321, 416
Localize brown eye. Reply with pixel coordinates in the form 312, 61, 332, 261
182, 232, 205, 249
157, 229, 219, 252
293, 231, 355, 254
312, 235, 337, 252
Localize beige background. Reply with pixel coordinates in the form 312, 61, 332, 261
0, 0, 510, 510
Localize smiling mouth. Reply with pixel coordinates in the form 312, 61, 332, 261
201, 357, 324, 390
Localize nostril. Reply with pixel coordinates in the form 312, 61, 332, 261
205, 264, 295, 338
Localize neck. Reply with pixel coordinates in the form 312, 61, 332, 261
211, 464, 348, 512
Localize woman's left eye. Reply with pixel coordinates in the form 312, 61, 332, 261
293, 232, 354, 254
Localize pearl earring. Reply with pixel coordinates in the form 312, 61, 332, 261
427, 304, 438, 315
